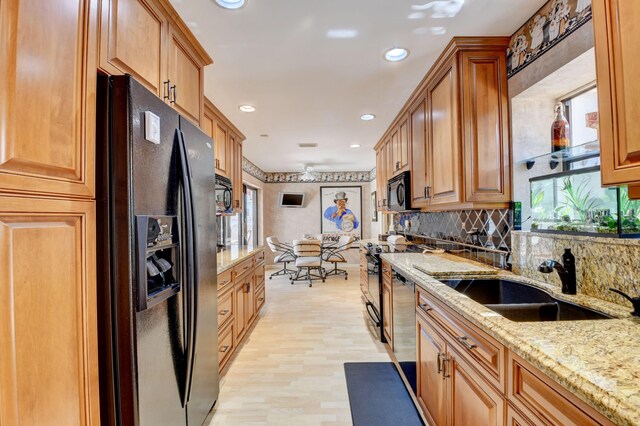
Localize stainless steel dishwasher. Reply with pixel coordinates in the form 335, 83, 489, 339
392, 269, 417, 392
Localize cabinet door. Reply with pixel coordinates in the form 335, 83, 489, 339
593, 0, 640, 185
385, 138, 395, 182
99, 0, 167, 98
390, 129, 400, 175
410, 96, 429, 208
461, 51, 511, 203
0, 196, 99, 425
399, 117, 410, 172
167, 25, 204, 126
0, 0, 96, 198
382, 281, 393, 345
416, 313, 448, 426
449, 344, 505, 426
215, 121, 229, 177
375, 147, 385, 211
202, 106, 215, 140
244, 274, 255, 328
233, 279, 246, 341
230, 134, 243, 212
428, 62, 463, 206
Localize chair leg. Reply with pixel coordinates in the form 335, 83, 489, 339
270, 261, 293, 279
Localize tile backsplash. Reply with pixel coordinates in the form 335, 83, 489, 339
393, 209, 513, 250
512, 231, 640, 307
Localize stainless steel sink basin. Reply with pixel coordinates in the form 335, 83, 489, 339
439, 278, 612, 322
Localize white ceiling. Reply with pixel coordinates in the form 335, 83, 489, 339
170, 0, 546, 172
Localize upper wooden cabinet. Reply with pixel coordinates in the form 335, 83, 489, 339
0, 0, 97, 198
98, 0, 212, 125
428, 60, 463, 207
204, 97, 245, 208
374, 37, 511, 212
0, 196, 99, 425
593, 0, 640, 186
375, 144, 388, 211
461, 50, 510, 203
167, 24, 205, 125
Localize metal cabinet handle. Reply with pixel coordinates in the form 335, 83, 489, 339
442, 355, 450, 378
258, 297, 264, 302
219, 309, 229, 316
396, 161, 400, 170
426, 186, 431, 198
219, 345, 230, 353
419, 303, 432, 312
163, 80, 171, 101
437, 352, 443, 374
457, 336, 477, 350
170, 84, 177, 104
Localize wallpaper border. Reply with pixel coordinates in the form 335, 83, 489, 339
243, 157, 376, 184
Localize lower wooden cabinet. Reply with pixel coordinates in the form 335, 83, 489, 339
217, 248, 266, 373
416, 286, 614, 426
0, 196, 99, 425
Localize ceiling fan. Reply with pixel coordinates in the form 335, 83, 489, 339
300, 164, 315, 182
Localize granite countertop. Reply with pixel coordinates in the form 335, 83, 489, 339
217, 244, 264, 273
380, 252, 640, 426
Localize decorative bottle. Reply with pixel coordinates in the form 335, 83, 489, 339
551, 102, 570, 152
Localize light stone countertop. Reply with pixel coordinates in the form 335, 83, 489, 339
380, 252, 640, 426
216, 244, 264, 274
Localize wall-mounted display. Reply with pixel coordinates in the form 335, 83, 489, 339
321, 186, 362, 242
507, 0, 592, 77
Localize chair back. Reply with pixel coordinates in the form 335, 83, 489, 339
337, 235, 354, 251
293, 239, 321, 257
266, 236, 280, 253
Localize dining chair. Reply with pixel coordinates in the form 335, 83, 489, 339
266, 236, 295, 279
291, 239, 325, 287
321, 235, 354, 279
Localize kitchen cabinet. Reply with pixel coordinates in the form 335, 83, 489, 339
428, 60, 463, 207
0, 0, 97, 199
374, 37, 511, 211
375, 145, 388, 211
215, 120, 229, 176
593, 0, 640, 186
231, 134, 244, 212
416, 312, 448, 426
415, 284, 614, 426
217, 249, 266, 373
460, 50, 510, 203
167, 24, 205, 125
381, 260, 393, 346
98, 0, 212, 126
410, 96, 429, 208
0, 196, 99, 425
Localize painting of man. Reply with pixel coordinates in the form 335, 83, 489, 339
323, 191, 360, 232
320, 187, 363, 240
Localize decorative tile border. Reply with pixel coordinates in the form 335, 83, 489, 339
507, 0, 592, 78
243, 157, 376, 183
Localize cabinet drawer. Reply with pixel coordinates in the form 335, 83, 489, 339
254, 249, 265, 265
235, 257, 254, 279
416, 287, 505, 392
255, 285, 265, 313
254, 263, 266, 286
218, 288, 234, 330
217, 268, 233, 291
508, 354, 613, 426
218, 322, 234, 371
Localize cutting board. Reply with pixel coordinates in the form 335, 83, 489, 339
412, 253, 498, 277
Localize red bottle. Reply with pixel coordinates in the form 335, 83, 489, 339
551, 102, 570, 152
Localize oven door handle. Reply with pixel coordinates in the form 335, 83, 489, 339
365, 253, 378, 264
365, 301, 381, 327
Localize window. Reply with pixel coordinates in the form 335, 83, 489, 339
243, 185, 259, 247
561, 85, 598, 147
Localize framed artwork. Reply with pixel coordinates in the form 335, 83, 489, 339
320, 186, 362, 244
371, 191, 378, 222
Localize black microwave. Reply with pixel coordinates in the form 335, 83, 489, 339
215, 174, 233, 214
387, 171, 414, 211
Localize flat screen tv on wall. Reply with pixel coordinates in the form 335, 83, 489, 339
278, 192, 306, 208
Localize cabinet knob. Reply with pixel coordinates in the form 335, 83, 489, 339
219, 309, 229, 316
419, 303, 432, 312
219, 345, 230, 353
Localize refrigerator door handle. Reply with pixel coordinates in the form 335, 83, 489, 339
177, 128, 199, 405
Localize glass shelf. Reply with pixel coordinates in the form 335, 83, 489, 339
521, 140, 600, 172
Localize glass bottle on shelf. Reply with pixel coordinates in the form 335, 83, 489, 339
551, 102, 571, 152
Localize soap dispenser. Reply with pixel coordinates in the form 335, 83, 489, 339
561, 248, 577, 295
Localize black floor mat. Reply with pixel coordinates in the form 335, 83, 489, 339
343, 362, 424, 426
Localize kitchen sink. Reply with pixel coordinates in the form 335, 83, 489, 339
439, 278, 613, 322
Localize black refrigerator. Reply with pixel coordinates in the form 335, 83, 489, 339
96, 75, 219, 426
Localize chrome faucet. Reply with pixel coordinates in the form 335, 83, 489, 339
538, 253, 576, 295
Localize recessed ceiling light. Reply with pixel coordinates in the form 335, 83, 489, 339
350, 144, 361, 148
431, 26, 447, 35
215, 0, 245, 10
360, 114, 375, 121
239, 105, 255, 112
384, 47, 409, 62
408, 12, 426, 19
326, 29, 359, 39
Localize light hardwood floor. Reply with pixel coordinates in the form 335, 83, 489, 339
209, 264, 390, 425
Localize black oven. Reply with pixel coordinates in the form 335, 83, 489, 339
215, 174, 233, 214
387, 170, 413, 212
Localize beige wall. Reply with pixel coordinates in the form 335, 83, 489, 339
263, 181, 372, 264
